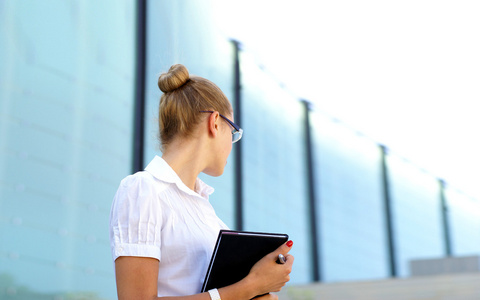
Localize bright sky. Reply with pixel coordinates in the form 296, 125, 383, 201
213, 0, 480, 200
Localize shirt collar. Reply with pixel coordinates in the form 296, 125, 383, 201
144, 155, 214, 199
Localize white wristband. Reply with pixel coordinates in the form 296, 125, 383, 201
208, 288, 221, 300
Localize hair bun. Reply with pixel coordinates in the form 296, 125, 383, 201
158, 64, 190, 93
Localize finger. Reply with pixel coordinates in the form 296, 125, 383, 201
284, 254, 295, 268
272, 240, 294, 257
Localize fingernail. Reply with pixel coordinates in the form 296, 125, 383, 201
286, 240, 293, 247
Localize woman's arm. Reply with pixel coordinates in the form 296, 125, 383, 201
115, 242, 294, 300
115, 256, 164, 300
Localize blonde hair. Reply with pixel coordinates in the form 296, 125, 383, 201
157, 64, 232, 149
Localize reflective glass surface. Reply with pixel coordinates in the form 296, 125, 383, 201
311, 113, 388, 282
1, 1, 480, 297
446, 188, 480, 255
241, 53, 312, 284
387, 154, 443, 276
0, 1, 135, 299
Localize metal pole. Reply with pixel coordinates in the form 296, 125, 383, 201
439, 179, 452, 256
132, 0, 147, 172
301, 100, 321, 282
380, 145, 397, 277
232, 40, 243, 231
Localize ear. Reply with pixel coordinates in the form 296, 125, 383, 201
207, 111, 220, 138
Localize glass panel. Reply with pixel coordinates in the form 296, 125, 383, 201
311, 113, 388, 282
387, 154, 443, 276
446, 187, 480, 255
241, 52, 312, 284
0, 1, 135, 298
144, 0, 236, 227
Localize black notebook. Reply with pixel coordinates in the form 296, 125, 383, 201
201, 230, 289, 293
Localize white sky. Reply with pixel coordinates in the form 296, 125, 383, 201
213, 0, 480, 199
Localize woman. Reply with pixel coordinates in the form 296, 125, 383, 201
109, 64, 294, 300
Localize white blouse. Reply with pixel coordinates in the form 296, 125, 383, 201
109, 156, 228, 296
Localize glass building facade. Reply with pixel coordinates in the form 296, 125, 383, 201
312, 114, 388, 281
1, 1, 479, 299
0, 1, 135, 299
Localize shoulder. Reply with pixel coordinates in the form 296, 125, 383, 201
112, 171, 172, 212
117, 171, 169, 194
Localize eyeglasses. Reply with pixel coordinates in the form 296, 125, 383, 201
200, 111, 243, 143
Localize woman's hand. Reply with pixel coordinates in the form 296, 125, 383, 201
245, 241, 294, 296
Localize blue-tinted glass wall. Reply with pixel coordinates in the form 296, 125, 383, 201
0, 1, 135, 299
311, 113, 389, 281
446, 188, 480, 256
387, 154, 444, 276
2, 1, 480, 298
240, 54, 313, 284
144, 0, 236, 227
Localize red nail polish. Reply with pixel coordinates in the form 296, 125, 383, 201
286, 240, 293, 247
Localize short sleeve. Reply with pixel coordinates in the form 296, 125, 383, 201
109, 173, 163, 261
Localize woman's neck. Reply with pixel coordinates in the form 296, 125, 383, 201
161, 139, 207, 191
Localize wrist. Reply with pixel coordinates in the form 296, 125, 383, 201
238, 274, 261, 299
217, 274, 259, 300
208, 288, 221, 300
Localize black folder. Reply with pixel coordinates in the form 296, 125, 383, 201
201, 230, 289, 293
